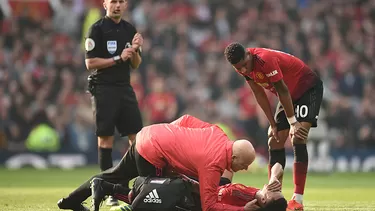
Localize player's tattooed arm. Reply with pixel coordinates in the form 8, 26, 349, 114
272, 80, 295, 122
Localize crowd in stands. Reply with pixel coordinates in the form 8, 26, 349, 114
0, 0, 374, 155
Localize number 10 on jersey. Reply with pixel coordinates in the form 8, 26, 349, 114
295, 105, 308, 118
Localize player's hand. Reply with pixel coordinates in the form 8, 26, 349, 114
268, 125, 280, 142
244, 199, 260, 211
120, 48, 136, 61
290, 122, 309, 140
132, 33, 143, 49
267, 176, 282, 192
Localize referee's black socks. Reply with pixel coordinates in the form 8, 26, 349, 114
99, 147, 113, 171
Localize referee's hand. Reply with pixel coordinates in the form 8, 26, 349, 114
132, 33, 143, 49
121, 48, 136, 61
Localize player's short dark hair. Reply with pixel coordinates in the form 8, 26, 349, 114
224, 42, 246, 64
257, 198, 288, 211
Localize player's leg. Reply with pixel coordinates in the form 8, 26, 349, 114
93, 143, 166, 209
93, 86, 121, 173
118, 85, 143, 146
288, 80, 323, 211
91, 143, 140, 211
268, 102, 290, 183
290, 122, 311, 205
99, 137, 119, 207
95, 86, 124, 206
58, 144, 138, 211
98, 136, 114, 171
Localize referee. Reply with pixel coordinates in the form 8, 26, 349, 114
84, 0, 143, 206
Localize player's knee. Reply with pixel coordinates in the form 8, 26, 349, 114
268, 136, 286, 150
98, 136, 114, 148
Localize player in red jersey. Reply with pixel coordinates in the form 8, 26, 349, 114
97, 163, 287, 211
57, 114, 257, 211
216, 163, 286, 211
224, 43, 324, 211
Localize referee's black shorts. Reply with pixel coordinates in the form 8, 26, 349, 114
90, 84, 143, 137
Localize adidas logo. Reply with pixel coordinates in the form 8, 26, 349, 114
143, 189, 162, 204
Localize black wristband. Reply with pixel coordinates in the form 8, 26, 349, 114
113, 55, 122, 64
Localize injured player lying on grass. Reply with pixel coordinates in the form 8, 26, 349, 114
191, 162, 287, 211
93, 163, 287, 211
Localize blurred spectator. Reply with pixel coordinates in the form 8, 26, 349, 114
143, 76, 178, 124
52, 0, 83, 39
0, 0, 374, 153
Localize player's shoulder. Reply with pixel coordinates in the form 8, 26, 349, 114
249, 48, 274, 63
252, 47, 272, 55
249, 47, 269, 57
90, 17, 106, 29
87, 18, 106, 35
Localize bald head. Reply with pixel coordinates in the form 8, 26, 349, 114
231, 139, 256, 172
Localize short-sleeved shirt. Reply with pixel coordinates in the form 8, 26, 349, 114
85, 17, 137, 85
238, 48, 319, 101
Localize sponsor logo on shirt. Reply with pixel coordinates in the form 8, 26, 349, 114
257, 82, 270, 88
266, 70, 278, 77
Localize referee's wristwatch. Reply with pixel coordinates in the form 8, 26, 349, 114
113, 55, 122, 64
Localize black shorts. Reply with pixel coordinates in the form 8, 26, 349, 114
275, 79, 323, 131
90, 85, 143, 137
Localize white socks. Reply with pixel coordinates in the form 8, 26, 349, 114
293, 193, 303, 204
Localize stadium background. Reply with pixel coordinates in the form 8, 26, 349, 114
0, 0, 374, 173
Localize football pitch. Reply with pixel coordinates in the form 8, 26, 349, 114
0, 167, 374, 211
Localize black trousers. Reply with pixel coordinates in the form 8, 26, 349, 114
64, 142, 161, 206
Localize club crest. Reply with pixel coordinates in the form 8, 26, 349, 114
256, 72, 265, 79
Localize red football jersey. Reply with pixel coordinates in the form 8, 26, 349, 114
239, 48, 319, 101
217, 183, 259, 206
136, 115, 245, 211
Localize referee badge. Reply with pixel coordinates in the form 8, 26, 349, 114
85, 38, 95, 51
107, 40, 117, 54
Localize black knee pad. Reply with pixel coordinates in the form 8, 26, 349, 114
293, 144, 308, 163
269, 148, 286, 168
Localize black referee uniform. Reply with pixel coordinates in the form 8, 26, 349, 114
85, 16, 143, 171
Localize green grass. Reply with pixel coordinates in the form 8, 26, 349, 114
0, 167, 374, 210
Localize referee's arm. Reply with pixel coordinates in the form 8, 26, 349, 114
130, 33, 143, 69
84, 25, 117, 71
85, 57, 117, 71
130, 50, 141, 69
